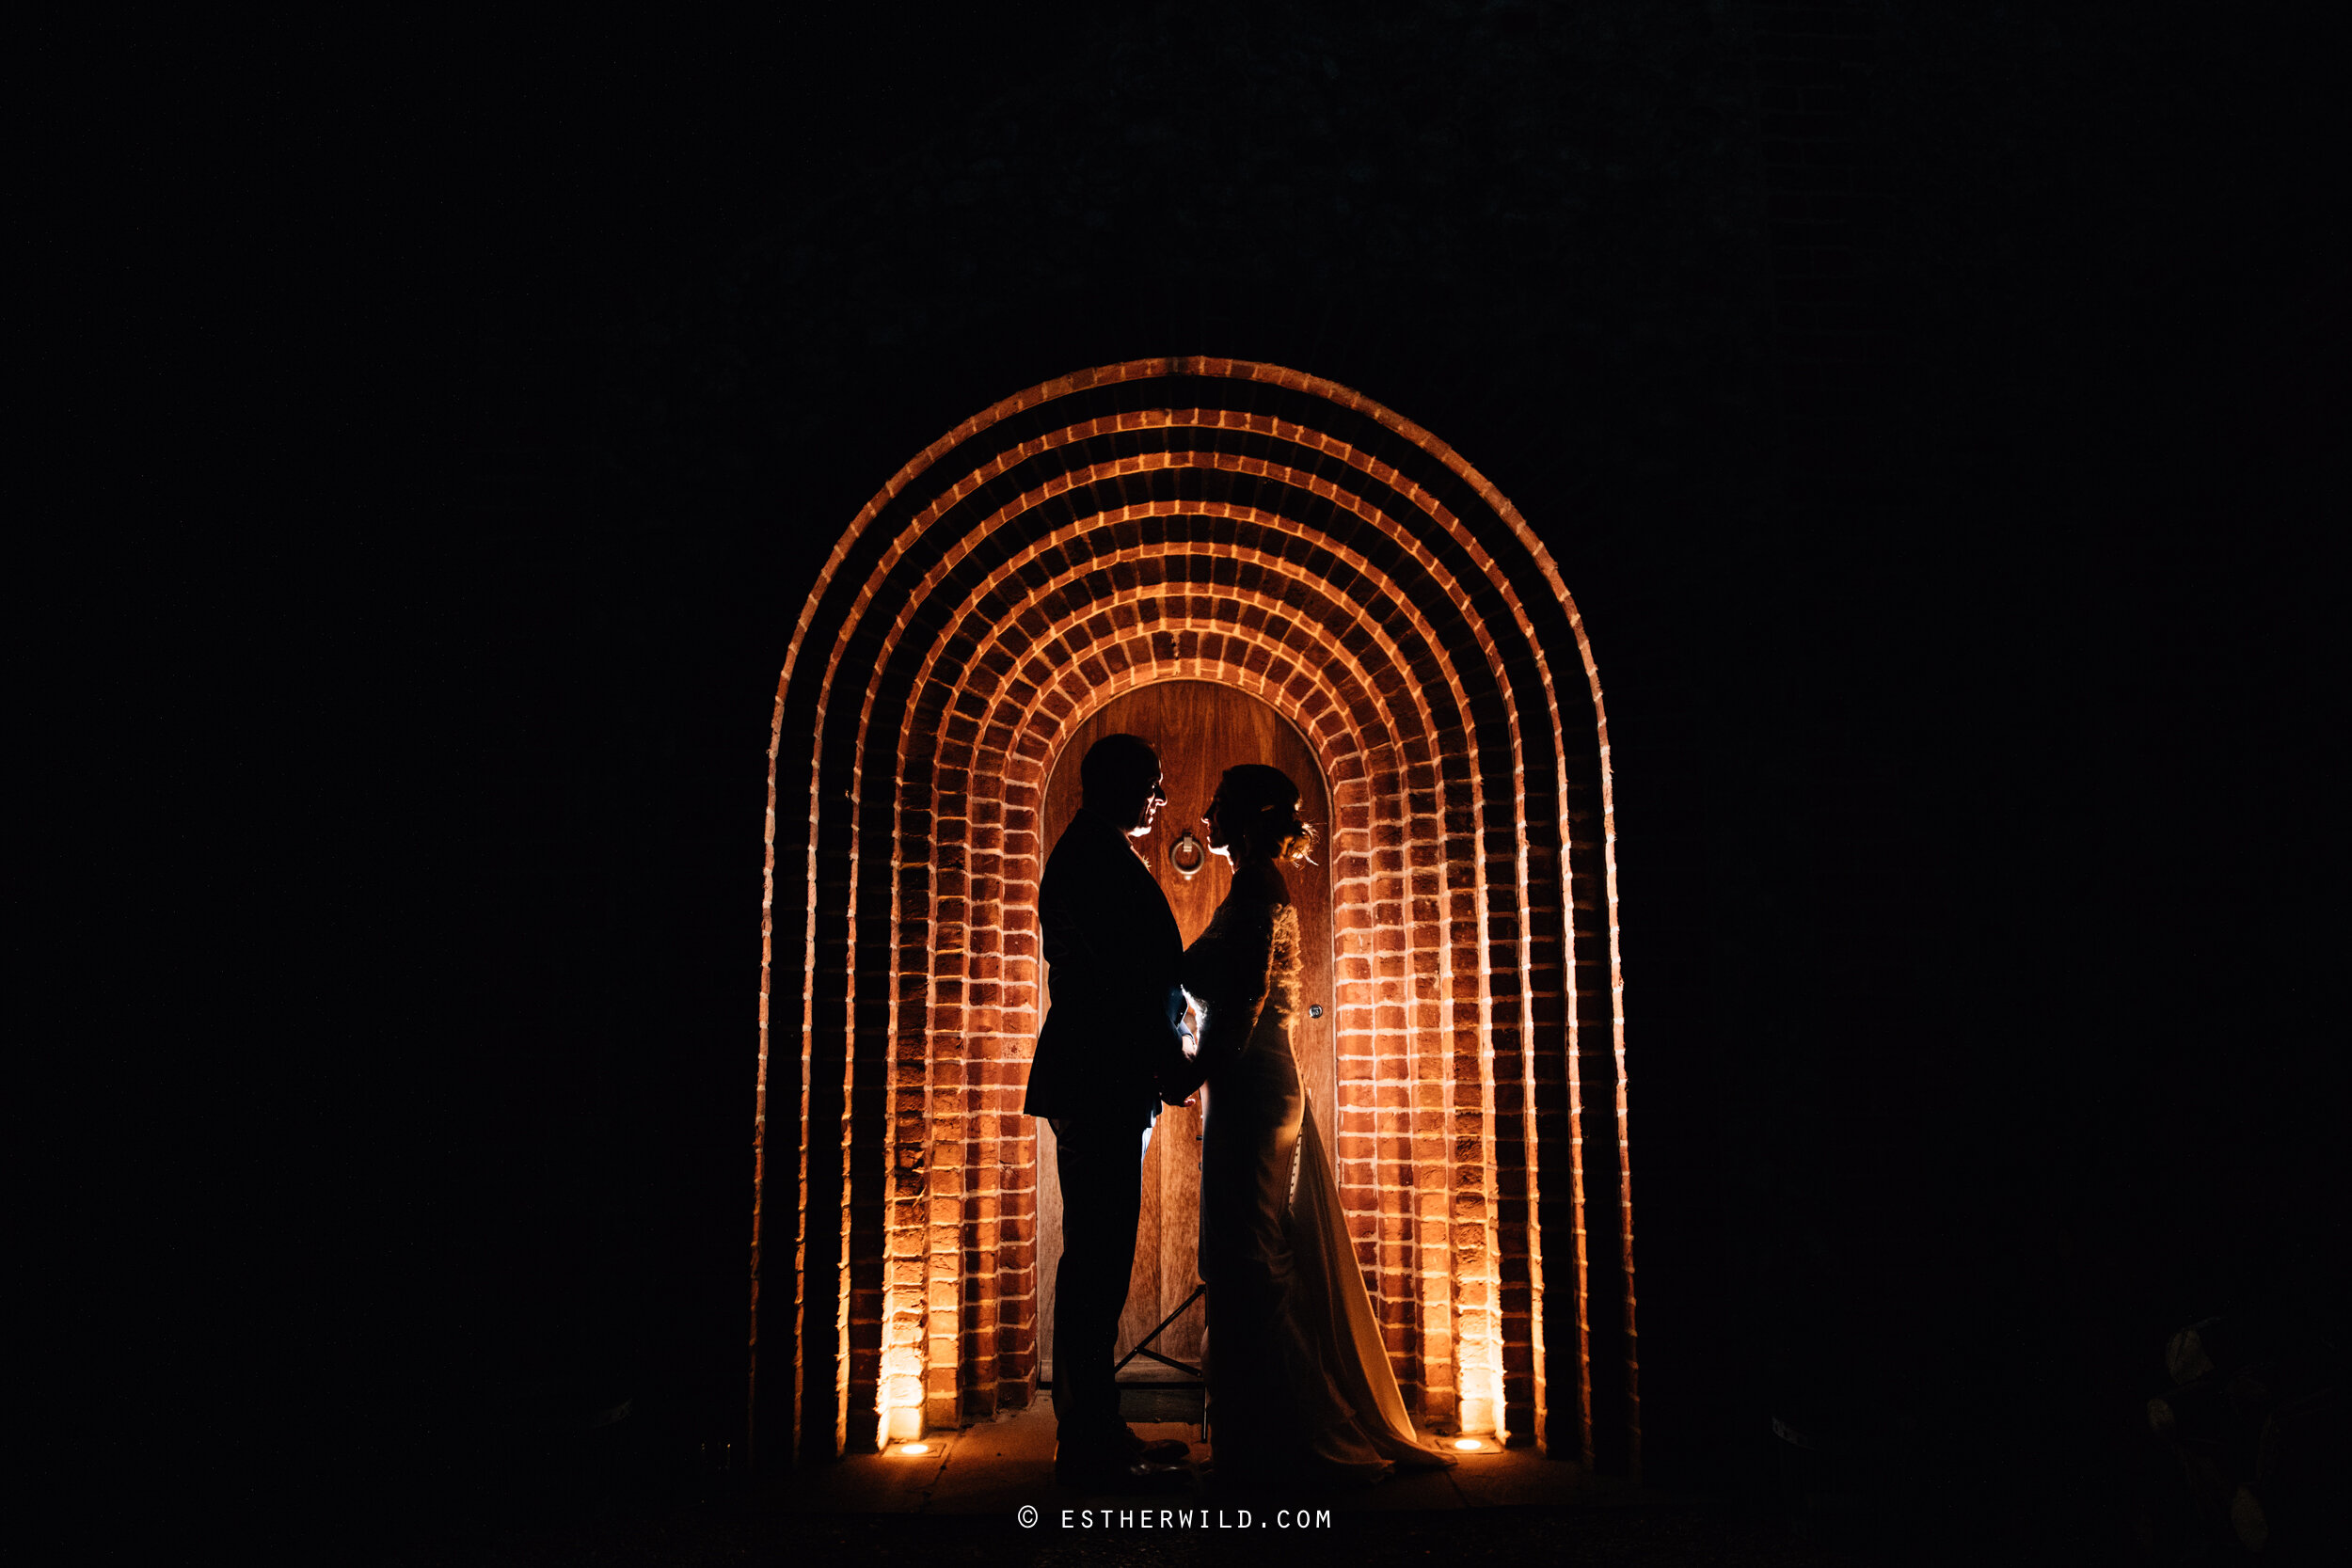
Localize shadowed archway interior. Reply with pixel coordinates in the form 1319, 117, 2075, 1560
752, 358, 1635, 1473
1032, 680, 1335, 1386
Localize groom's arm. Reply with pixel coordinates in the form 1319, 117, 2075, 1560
1042, 838, 1187, 1100
1040, 845, 1153, 999
1039, 833, 1132, 990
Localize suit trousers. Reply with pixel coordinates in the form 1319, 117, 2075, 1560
1049, 1116, 1153, 1445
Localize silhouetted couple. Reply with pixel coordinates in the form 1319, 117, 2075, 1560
1024, 733, 1453, 1494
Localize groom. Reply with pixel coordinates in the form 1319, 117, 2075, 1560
1024, 733, 1195, 1489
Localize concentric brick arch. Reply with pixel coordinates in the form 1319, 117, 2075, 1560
752, 359, 1637, 1474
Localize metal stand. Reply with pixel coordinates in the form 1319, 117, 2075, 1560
1113, 1284, 1206, 1382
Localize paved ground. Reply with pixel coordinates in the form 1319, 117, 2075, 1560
361, 1403, 1873, 1565
771, 1401, 1631, 1516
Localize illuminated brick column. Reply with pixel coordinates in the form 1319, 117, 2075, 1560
755, 360, 1632, 1469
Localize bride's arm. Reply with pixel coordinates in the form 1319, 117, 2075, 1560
1184, 863, 1288, 1087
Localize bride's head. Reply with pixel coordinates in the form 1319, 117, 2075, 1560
1201, 764, 1317, 865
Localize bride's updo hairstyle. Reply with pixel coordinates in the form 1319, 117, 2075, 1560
1219, 764, 1318, 864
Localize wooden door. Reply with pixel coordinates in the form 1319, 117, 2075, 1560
1034, 682, 1333, 1380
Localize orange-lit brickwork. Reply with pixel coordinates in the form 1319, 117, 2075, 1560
751, 360, 1634, 1470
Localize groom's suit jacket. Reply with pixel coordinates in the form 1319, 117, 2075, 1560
1022, 806, 1188, 1130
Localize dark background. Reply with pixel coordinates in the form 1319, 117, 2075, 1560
95, 1, 2341, 1559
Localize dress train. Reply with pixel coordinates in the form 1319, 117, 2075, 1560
1201, 1083, 1454, 1483
1285, 1091, 1452, 1470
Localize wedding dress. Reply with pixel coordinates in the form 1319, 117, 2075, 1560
1182, 863, 1454, 1486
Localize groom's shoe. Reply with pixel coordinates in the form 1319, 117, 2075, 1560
1111, 1426, 1192, 1465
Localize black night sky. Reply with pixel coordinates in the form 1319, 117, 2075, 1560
85, 4, 2344, 1561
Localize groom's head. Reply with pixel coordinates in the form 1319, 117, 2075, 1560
1080, 733, 1166, 836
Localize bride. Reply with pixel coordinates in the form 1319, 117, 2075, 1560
1168, 764, 1454, 1489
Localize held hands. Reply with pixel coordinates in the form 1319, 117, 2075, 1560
1158, 1002, 1205, 1106
1158, 1037, 1206, 1106
1164, 1048, 1201, 1109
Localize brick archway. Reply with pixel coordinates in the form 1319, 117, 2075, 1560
752, 359, 1635, 1473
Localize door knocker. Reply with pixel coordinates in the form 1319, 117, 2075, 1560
1168, 829, 1207, 879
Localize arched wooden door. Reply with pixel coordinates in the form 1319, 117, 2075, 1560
1034, 681, 1334, 1381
